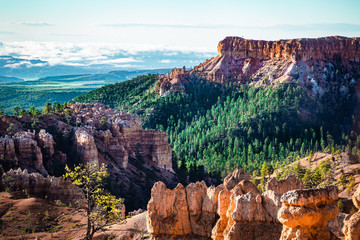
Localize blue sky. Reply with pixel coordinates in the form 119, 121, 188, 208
0, 0, 359, 70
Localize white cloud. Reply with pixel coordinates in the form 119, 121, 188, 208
0, 41, 216, 69
159, 59, 172, 64
90, 58, 142, 65
20, 22, 55, 27
4, 60, 48, 68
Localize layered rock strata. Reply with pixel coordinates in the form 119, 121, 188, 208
147, 169, 312, 240
0, 103, 175, 211
278, 186, 339, 240
69, 102, 173, 171
157, 36, 360, 96
0, 131, 48, 175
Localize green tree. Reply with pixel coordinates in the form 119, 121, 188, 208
64, 163, 124, 240
20, 108, 27, 116
302, 169, 313, 188
43, 102, 53, 114
260, 162, 269, 191
0, 108, 3, 115
13, 106, 20, 116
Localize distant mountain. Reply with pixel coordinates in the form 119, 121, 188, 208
36, 69, 172, 85
0, 75, 24, 83
0, 69, 171, 114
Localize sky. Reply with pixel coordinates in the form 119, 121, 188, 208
0, 0, 359, 70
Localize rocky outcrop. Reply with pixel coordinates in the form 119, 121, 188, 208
157, 36, 360, 96
0, 103, 176, 211
0, 136, 18, 167
343, 184, 360, 239
69, 102, 173, 171
74, 128, 99, 165
13, 131, 47, 175
147, 182, 192, 236
147, 169, 310, 240
223, 168, 252, 191
37, 129, 55, 159
278, 186, 339, 240
2, 168, 84, 205
212, 180, 281, 240
266, 174, 304, 194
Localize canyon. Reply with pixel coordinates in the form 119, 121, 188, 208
0, 102, 176, 211
1, 35, 360, 239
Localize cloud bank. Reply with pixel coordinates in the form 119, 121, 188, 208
0, 41, 216, 69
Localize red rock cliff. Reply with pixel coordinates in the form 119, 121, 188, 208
217, 36, 360, 61
158, 36, 360, 96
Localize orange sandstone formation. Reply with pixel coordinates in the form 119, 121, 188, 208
147, 169, 317, 240
278, 186, 339, 240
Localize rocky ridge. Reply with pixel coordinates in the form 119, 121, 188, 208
0, 103, 176, 211
157, 36, 360, 97
146, 169, 339, 240
2, 168, 84, 205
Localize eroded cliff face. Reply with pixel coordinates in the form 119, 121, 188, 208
0, 103, 176, 211
158, 36, 360, 97
146, 169, 334, 240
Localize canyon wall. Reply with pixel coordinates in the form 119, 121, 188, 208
0, 103, 176, 211
158, 36, 360, 97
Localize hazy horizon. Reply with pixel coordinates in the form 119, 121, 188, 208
0, 0, 359, 72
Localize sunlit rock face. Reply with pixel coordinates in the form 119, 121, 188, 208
278, 186, 339, 240
157, 36, 360, 97
147, 168, 314, 240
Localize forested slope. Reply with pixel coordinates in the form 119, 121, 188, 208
74, 74, 359, 178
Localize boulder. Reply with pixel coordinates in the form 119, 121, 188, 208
224, 222, 282, 240
0, 136, 18, 167
185, 181, 223, 237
